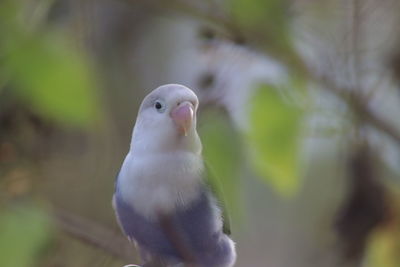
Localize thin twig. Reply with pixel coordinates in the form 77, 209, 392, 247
319, 75, 400, 143
52, 209, 138, 263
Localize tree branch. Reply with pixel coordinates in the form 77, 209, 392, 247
319, 75, 400, 143
52, 209, 138, 263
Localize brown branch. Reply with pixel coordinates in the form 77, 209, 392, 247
52, 209, 199, 266
319, 75, 400, 143
52, 209, 138, 263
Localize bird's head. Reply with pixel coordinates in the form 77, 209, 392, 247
130, 84, 202, 154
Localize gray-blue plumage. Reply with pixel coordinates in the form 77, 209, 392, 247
114, 182, 234, 266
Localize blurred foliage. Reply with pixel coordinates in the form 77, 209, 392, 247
230, 0, 307, 197
0, 0, 100, 266
230, 0, 288, 42
0, 0, 399, 266
199, 109, 243, 220
229, 0, 297, 67
0, 205, 52, 267
248, 84, 303, 196
0, 0, 100, 127
366, 189, 400, 267
368, 228, 400, 267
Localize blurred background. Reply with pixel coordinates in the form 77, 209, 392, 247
1, 0, 400, 266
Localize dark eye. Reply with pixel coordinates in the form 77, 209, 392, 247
154, 100, 166, 113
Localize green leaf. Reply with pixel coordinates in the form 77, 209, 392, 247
248, 84, 302, 197
366, 189, 400, 267
0, 205, 52, 267
5, 33, 100, 127
231, 0, 285, 27
199, 109, 243, 219
230, 0, 291, 51
366, 223, 400, 267
1, 0, 100, 127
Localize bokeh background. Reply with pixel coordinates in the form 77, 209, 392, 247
1, 0, 400, 266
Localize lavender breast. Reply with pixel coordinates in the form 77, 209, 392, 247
114, 186, 234, 266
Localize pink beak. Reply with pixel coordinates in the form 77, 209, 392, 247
170, 101, 194, 136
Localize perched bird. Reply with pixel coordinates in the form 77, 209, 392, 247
113, 84, 236, 267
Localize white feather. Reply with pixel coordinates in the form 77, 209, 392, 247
118, 151, 204, 219
117, 84, 205, 219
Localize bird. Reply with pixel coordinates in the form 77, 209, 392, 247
113, 84, 236, 267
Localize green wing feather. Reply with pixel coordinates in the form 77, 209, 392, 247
203, 162, 231, 235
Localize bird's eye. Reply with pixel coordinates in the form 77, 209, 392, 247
154, 100, 166, 113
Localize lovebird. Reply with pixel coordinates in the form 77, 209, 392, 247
113, 84, 236, 267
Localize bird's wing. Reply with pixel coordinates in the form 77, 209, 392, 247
203, 163, 231, 235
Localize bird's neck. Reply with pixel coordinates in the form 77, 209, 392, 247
130, 128, 202, 156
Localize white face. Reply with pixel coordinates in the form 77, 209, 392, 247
131, 84, 201, 154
